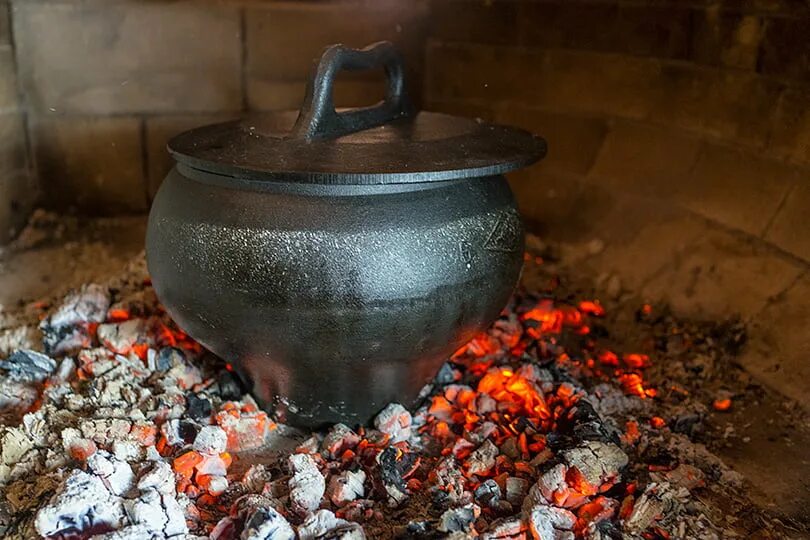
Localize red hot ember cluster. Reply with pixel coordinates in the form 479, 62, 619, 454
0, 265, 673, 540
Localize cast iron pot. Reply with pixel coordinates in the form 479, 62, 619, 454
146, 42, 545, 429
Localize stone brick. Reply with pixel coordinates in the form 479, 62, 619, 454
0, 111, 27, 174
576, 197, 712, 291
495, 107, 607, 176
0, 112, 33, 244
430, 0, 520, 46
425, 42, 539, 105
31, 116, 146, 213
425, 99, 496, 122
690, 9, 764, 70
507, 167, 588, 238
518, 2, 691, 59
769, 86, 810, 167
0, 45, 18, 111
764, 182, 810, 262
675, 143, 798, 237
740, 272, 810, 407
0, 2, 9, 45
640, 228, 804, 319
759, 17, 810, 82
145, 114, 237, 200
13, 2, 242, 114
426, 43, 664, 120
650, 63, 781, 149
248, 78, 391, 112
245, 1, 428, 110
588, 120, 702, 199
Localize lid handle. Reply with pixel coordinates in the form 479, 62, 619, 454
290, 41, 414, 141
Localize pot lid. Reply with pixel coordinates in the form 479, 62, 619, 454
169, 42, 546, 185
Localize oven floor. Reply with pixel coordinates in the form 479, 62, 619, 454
1, 212, 808, 532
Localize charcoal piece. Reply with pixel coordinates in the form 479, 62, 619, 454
321, 423, 361, 459
504, 477, 528, 506
374, 403, 413, 444
404, 520, 434, 536
155, 347, 186, 372
480, 516, 525, 539
288, 454, 325, 515
526, 503, 575, 540
175, 420, 199, 444
298, 509, 366, 540
193, 425, 227, 455
551, 400, 619, 447
43, 284, 110, 329
560, 441, 628, 487
437, 503, 479, 533
375, 446, 417, 507
327, 469, 366, 507
34, 470, 125, 538
216, 370, 246, 400
671, 413, 703, 437
466, 440, 498, 476
474, 479, 500, 509
434, 363, 457, 385
242, 506, 295, 540
186, 393, 213, 420
1, 349, 56, 382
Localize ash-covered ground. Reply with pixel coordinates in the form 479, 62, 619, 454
0, 222, 806, 539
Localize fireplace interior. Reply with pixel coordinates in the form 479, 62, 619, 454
0, 1, 809, 539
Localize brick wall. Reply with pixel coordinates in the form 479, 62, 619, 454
426, 0, 810, 264
0, 0, 33, 243
2, 0, 428, 221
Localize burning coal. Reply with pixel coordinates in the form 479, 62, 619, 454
0, 255, 734, 539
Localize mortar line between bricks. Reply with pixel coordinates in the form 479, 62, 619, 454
760, 180, 797, 239
754, 268, 809, 318
139, 118, 150, 207
239, 7, 249, 112
428, 39, 810, 96
426, 97, 810, 174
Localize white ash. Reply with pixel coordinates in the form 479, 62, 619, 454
35, 469, 125, 538
298, 509, 366, 540
112, 441, 144, 462
526, 503, 576, 540
438, 502, 480, 533
288, 453, 326, 515
124, 487, 187, 537
373, 403, 412, 443
193, 425, 227, 455
327, 469, 366, 506
88, 523, 162, 539
466, 439, 499, 476
137, 460, 175, 495
87, 451, 136, 496
241, 505, 296, 540
43, 283, 110, 330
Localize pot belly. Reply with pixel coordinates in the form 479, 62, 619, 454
147, 168, 524, 428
